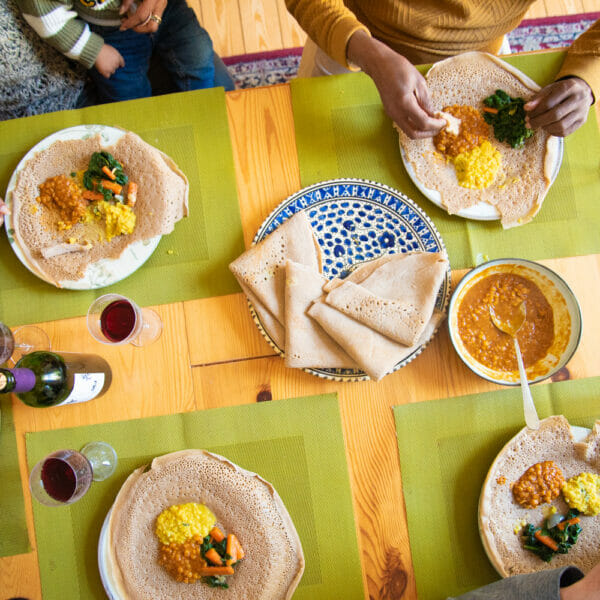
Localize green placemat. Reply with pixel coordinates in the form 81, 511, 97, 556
26, 394, 363, 599
0, 395, 30, 557
0, 88, 245, 326
393, 377, 600, 600
290, 51, 600, 269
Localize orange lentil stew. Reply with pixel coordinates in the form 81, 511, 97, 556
158, 528, 244, 588
38, 174, 87, 228
433, 105, 490, 158
457, 273, 554, 372
512, 461, 565, 509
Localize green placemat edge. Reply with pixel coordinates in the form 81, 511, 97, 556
26, 394, 364, 600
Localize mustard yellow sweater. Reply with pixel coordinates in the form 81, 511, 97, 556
286, 0, 600, 100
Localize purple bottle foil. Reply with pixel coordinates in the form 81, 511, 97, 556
11, 368, 36, 393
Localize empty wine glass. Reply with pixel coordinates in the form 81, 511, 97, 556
29, 442, 118, 507
0, 321, 51, 365
86, 293, 162, 347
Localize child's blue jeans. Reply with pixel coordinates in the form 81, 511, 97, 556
88, 0, 232, 103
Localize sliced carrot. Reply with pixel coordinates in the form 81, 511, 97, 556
210, 526, 225, 543
197, 566, 234, 576
557, 517, 580, 531
232, 534, 245, 559
204, 547, 223, 566
225, 534, 237, 566
534, 530, 558, 551
101, 165, 116, 180
100, 180, 122, 194
483, 106, 499, 114
82, 190, 104, 201
127, 182, 137, 207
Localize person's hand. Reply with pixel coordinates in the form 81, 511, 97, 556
0, 198, 8, 226
347, 31, 446, 139
561, 561, 600, 600
525, 77, 593, 137
95, 44, 125, 78
119, 0, 167, 33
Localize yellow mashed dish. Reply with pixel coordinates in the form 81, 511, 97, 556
453, 140, 502, 189
155, 502, 216, 545
562, 473, 600, 516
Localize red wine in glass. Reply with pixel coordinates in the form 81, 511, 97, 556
41, 457, 78, 502
30, 444, 117, 506
100, 299, 137, 343
30, 449, 93, 506
88, 294, 162, 347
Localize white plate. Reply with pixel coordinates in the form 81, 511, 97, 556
478, 424, 591, 578
98, 506, 119, 600
398, 113, 564, 221
4, 125, 161, 289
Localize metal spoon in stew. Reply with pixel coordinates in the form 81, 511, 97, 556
489, 302, 540, 430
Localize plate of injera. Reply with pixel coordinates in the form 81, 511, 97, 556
3, 124, 185, 289
397, 52, 564, 227
248, 178, 451, 382
478, 417, 600, 577
99, 450, 305, 600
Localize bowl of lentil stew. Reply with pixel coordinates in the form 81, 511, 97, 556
448, 259, 581, 385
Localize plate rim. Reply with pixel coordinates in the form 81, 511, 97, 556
98, 505, 119, 600
248, 177, 451, 382
4, 124, 161, 290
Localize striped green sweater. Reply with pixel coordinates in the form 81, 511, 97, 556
17, 0, 125, 69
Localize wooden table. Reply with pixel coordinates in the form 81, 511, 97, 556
1, 83, 599, 600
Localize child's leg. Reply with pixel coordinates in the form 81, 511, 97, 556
88, 26, 153, 102
153, 0, 218, 91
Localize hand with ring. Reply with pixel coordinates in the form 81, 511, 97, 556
119, 0, 166, 33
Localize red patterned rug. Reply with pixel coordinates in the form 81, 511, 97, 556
223, 12, 599, 89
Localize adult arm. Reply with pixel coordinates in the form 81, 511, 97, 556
16, 0, 104, 68
285, 0, 444, 138
446, 566, 584, 600
525, 19, 599, 136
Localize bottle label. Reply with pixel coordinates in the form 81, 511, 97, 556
59, 373, 106, 406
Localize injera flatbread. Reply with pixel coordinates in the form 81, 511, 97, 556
324, 252, 448, 346
308, 301, 444, 381
284, 260, 358, 369
239, 280, 286, 350
10, 131, 189, 286
398, 52, 560, 228
479, 416, 600, 577
229, 211, 321, 325
106, 450, 304, 600
323, 254, 396, 293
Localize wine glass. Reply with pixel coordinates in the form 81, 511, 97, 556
0, 321, 51, 365
29, 442, 118, 507
86, 293, 162, 347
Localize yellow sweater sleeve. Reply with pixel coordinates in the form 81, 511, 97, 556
556, 18, 600, 102
285, 0, 370, 68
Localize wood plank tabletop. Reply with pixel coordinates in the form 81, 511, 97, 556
1, 83, 599, 600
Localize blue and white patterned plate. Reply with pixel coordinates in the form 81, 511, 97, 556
250, 178, 451, 382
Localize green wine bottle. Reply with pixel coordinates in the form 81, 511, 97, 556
0, 351, 112, 407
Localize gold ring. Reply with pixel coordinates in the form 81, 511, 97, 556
149, 14, 162, 24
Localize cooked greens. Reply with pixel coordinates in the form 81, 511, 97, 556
483, 89, 535, 149
83, 151, 128, 202
522, 509, 582, 562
